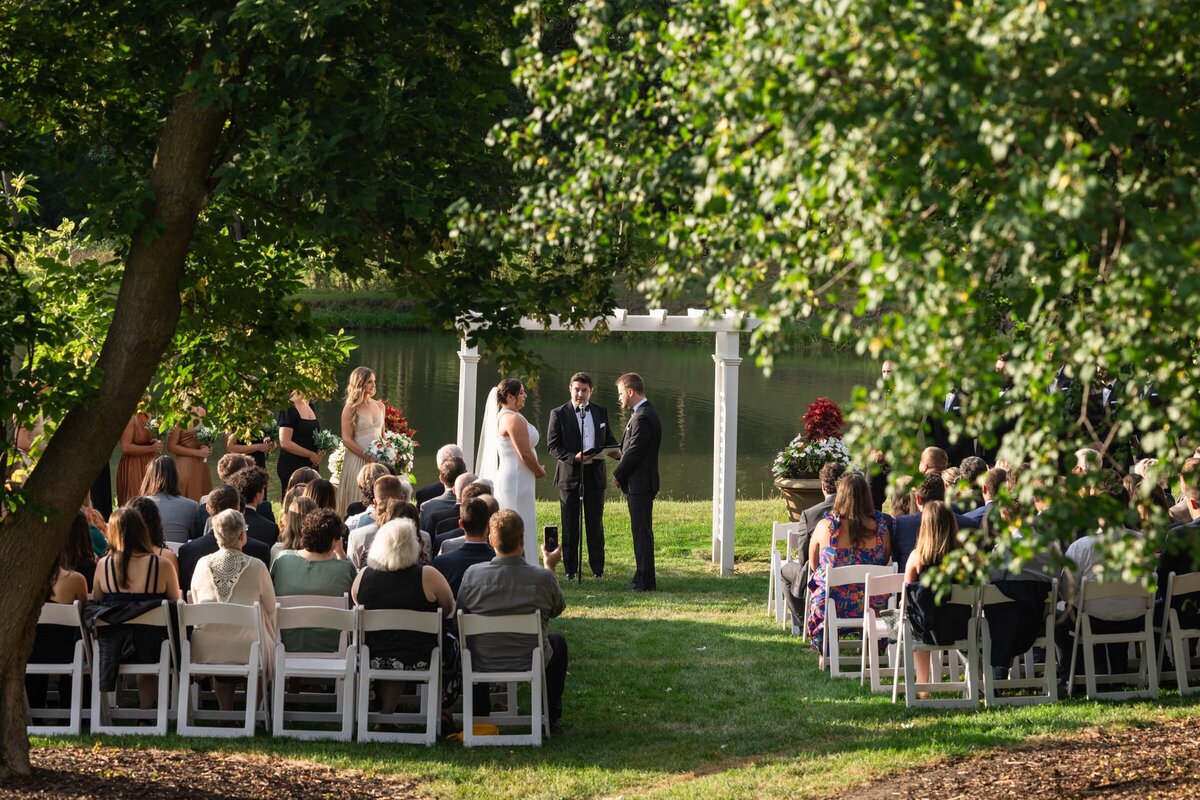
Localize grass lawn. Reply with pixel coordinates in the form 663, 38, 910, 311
36, 498, 1200, 799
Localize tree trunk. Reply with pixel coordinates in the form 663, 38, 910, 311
0, 89, 228, 778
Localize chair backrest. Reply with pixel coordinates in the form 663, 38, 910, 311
827, 563, 896, 589
1166, 571, 1200, 600
864, 572, 904, 600
356, 607, 442, 636
945, 585, 979, 607
1079, 579, 1151, 612
93, 600, 170, 629
435, 516, 460, 536
774, 520, 803, 557
276, 593, 349, 610
178, 600, 261, 631
165, 541, 183, 554
276, 604, 356, 633
457, 610, 541, 639
37, 599, 82, 628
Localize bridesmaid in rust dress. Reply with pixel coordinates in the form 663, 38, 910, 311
168, 407, 214, 502
116, 400, 163, 505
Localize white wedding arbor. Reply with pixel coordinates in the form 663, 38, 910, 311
454, 308, 761, 575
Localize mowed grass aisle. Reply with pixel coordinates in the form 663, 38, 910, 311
35, 499, 1200, 799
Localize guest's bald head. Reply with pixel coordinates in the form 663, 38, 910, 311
919, 447, 949, 475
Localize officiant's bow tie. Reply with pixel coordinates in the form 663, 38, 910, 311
576, 405, 589, 414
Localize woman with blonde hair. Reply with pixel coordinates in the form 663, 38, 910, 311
903, 500, 959, 689
336, 367, 385, 516
273, 495, 318, 564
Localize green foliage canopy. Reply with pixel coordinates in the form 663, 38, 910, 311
466, 0, 1200, 579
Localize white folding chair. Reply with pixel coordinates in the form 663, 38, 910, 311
165, 541, 183, 555
26, 600, 89, 735
823, 564, 897, 678
860, 573, 904, 693
176, 601, 268, 737
272, 605, 357, 740
892, 584, 980, 708
1066, 579, 1158, 701
356, 607, 442, 744
1159, 572, 1200, 694
767, 521, 801, 625
980, 580, 1058, 706
458, 611, 549, 747
90, 600, 176, 735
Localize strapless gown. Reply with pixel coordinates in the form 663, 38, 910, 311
495, 409, 540, 565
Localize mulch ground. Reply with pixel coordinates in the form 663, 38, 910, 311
848, 716, 1200, 799
0, 746, 423, 800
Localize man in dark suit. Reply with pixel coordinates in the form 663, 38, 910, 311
892, 473, 980, 571
178, 485, 271, 592
416, 444, 464, 508
927, 386, 975, 467
432, 497, 496, 595
419, 455, 466, 533
779, 461, 845, 626
228, 466, 277, 546
546, 371, 620, 579
612, 373, 662, 591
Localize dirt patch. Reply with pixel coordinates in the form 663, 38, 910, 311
847, 716, 1200, 799
0, 745, 423, 800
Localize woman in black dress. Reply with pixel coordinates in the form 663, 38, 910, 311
277, 390, 322, 500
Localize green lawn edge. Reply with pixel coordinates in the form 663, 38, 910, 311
35, 498, 1200, 800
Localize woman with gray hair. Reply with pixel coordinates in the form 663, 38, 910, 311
350, 518, 459, 714
191, 508, 278, 708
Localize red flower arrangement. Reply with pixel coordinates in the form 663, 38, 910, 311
802, 397, 844, 441
384, 403, 419, 444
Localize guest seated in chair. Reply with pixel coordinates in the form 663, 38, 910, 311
805, 472, 894, 654
457, 509, 568, 732
271, 508, 357, 653
189, 509, 278, 709
902, 501, 961, 690
351, 518, 460, 715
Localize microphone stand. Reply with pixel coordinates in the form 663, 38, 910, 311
577, 404, 587, 585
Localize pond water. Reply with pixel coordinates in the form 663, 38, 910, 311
109, 331, 876, 501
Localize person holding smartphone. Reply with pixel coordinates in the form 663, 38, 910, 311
546, 371, 620, 580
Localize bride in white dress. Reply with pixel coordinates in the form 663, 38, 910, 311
476, 378, 546, 565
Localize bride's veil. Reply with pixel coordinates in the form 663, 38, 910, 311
475, 386, 500, 481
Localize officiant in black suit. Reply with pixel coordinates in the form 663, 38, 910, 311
613, 372, 662, 591
547, 372, 620, 579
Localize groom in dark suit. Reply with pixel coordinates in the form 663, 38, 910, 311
613, 373, 662, 591
547, 372, 619, 579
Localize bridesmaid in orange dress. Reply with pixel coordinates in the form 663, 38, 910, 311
116, 401, 163, 505
168, 406, 214, 502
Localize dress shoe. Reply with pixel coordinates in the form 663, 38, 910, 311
564, 573, 577, 581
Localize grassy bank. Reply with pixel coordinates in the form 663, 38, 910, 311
39, 498, 1200, 799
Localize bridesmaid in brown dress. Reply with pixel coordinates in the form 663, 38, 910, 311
168, 407, 214, 501
117, 404, 163, 505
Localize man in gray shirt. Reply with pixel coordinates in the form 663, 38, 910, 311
457, 508, 568, 730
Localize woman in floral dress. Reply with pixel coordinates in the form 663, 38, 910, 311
805, 471, 893, 653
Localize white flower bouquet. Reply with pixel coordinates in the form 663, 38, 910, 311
328, 443, 347, 486
194, 426, 217, 462
368, 430, 416, 476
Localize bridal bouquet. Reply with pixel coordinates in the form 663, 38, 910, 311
367, 430, 416, 476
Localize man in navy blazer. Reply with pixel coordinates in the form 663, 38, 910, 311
546, 371, 620, 579
612, 373, 662, 591
893, 473, 980, 572
963, 467, 1007, 524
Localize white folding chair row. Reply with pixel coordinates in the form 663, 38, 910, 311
1158, 572, 1200, 694
1066, 579, 1158, 701
767, 521, 801, 626
823, 564, 897, 679
26, 601, 90, 736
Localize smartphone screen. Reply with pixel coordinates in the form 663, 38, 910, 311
544, 525, 559, 552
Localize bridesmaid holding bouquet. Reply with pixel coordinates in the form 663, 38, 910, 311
116, 396, 163, 505
169, 405, 214, 501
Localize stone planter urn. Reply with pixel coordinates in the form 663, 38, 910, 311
775, 476, 824, 521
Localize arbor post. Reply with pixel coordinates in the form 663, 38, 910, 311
456, 339, 482, 467
711, 330, 742, 575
